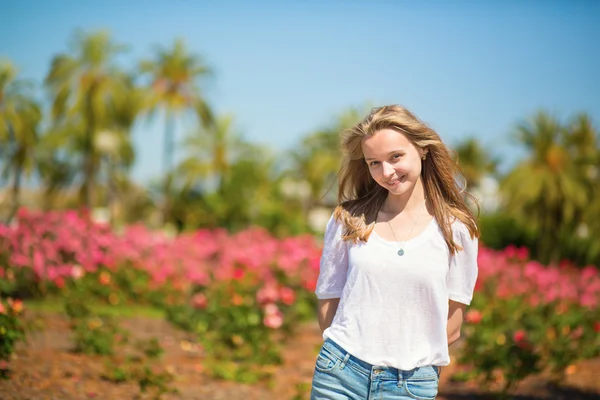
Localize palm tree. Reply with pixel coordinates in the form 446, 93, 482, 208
173, 115, 280, 230
35, 128, 77, 211
96, 87, 142, 223
45, 30, 133, 209
139, 38, 214, 224
453, 137, 498, 189
500, 111, 590, 262
176, 114, 239, 194
0, 60, 41, 222
565, 114, 600, 258
290, 106, 366, 210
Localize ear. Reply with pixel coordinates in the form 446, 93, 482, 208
420, 147, 429, 159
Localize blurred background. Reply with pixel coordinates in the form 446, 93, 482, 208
1, 0, 599, 262
1, 1, 599, 399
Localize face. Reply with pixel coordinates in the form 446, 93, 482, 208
361, 128, 426, 196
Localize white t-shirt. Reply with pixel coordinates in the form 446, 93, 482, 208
315, 213, 478, 370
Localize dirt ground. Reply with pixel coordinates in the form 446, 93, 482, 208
1, 313, 599, 400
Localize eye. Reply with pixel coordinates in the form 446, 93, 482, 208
369, 161, 380, 167
391, 153, 402, 161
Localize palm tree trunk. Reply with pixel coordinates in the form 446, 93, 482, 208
106, 154, 115, 225
162, 112, 175, 225
83, 83, 98, 210
6, 160, 22, 224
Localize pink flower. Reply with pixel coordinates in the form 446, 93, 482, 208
0, 302, 5, 314
263, 303, 279, 315
465, 309, 482, 324
263, 308, 284, 329
191, 293, 208, 310
516, 246, 529, 261
279, 287, 296, 306
256, 284, 279, 305
571, 326, 584, 340
71, 265, 84, 280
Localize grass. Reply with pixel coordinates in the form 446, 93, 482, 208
25, 298, 165, 319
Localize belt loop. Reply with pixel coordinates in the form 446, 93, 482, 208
339, 352, 351, 370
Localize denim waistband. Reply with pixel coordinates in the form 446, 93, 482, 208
322, 338, 440, 380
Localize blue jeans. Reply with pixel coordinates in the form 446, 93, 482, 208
310, 338, 441, 400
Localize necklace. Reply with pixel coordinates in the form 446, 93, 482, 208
386, 209, 421, 257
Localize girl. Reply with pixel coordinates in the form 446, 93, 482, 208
311, 105, 479, 400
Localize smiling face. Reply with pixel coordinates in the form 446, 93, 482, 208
361, 128, 426, 197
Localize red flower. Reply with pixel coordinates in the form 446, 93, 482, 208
279, 287, 296, 306
233, 268, 244, 280
465, 309, 482, 324
594, 322, 600, 333
513, 330, 528, 347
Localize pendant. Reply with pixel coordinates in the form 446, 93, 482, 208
397, 249, 405, 256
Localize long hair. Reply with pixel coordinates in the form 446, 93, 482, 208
335, 105, 479, 255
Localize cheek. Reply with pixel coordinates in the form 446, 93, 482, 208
401, 159, 422, 174
368, 168, 380, 181
367, 168, 387, 185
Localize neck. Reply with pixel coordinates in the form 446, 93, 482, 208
383, 178, 427, 215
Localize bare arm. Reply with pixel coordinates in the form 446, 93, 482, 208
447, 300, 467, 346
317, 298, 340, 334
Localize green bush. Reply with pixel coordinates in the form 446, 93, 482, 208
164, 272, 301, 383
0, 298, 26, 379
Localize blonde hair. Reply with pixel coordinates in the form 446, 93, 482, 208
335, 105, 479, 255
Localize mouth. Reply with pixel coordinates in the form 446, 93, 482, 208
385, 175, 406, 186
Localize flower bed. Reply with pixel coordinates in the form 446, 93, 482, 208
0, 209, 599, 394
459, 245, 600, 395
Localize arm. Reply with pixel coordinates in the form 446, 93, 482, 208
317, 298, 340, 334
447, 300, 467, 346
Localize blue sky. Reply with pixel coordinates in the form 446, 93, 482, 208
1, 0, 599, 185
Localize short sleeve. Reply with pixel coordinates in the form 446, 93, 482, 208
315, 214, 349, 299
447, 221, 479, 305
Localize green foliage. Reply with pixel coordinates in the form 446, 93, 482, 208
45, 30, 138, 208
137, 337, 164, 360
500, 111, 600, 264
458, 302, 542, 396
172, 140, 309, 236
101, 343, 178, 399
479, 213, 536, 251
453, 137, 499, 188
0, 60, 41, 222
458, 280, 600, 397
65, 291, 128, 355
480, 213, 600, 267
164, 273, 301, 383
0, 298, 26, 379
71, 315, 128, 355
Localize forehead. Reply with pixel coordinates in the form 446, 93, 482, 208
361, 128, 416, 157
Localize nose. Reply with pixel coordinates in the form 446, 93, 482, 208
382, 161, 395, 178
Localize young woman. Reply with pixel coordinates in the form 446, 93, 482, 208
311, 105, 479, 400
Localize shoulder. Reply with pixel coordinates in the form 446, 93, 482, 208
323, 207, 345, 237
448, 217, 478, 242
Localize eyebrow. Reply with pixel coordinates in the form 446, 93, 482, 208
364, 150, 404, 161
